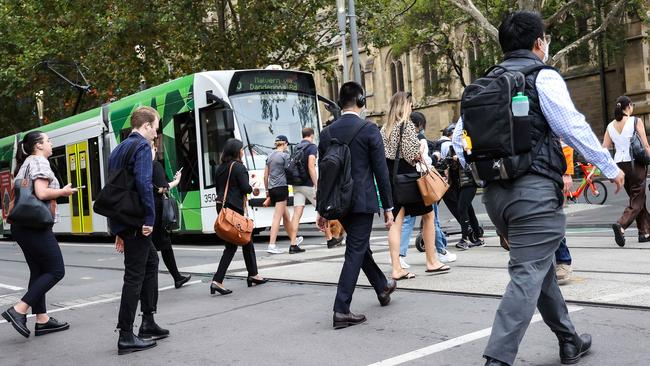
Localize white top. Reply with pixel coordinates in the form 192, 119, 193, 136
607, 117, 636, 163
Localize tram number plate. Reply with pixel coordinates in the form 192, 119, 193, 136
203, 193, 218, 204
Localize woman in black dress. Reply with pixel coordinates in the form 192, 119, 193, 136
151, 143, 191, 288
210, 138, 267, 295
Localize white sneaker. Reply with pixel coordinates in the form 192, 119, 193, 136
438, 250, 457, 263
294, 236, 304, 246
266, 245, 284, 254
399, 256, 411, 269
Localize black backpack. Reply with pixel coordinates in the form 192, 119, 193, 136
316, 121, 368, 220
93, 141, 145, 227
285, 144, 309, 185
460, 64, 555, 185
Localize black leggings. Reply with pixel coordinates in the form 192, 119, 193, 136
213, 242, 258, 283
11, 225, 65, 314
458, 186, 480, 240
160, 248, 182, 281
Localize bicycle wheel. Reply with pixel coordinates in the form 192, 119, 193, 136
583, 180, 607, 205
415, 232, 425, 252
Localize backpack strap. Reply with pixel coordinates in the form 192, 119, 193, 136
392, 122, 406, 183
122, 139, 140, 170
518, 64, 557, 76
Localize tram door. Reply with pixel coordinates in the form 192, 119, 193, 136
67, 141, 93, 233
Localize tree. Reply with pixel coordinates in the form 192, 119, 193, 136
0, 0, 339, 137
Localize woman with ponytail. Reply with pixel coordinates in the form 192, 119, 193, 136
603, 96, 650, 246
2, 131, 77, 338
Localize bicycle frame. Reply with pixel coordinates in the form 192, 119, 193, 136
566, 163, 601, 200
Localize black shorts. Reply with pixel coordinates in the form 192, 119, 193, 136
268, 186, 289, 205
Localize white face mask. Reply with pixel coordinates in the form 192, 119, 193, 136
541, 38, 550, 63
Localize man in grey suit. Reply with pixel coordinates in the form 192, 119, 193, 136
452, 12, 624, 366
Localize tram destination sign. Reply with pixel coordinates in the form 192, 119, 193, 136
229, 71, 316, 95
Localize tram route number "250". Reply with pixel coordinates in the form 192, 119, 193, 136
203, 193, 218, 204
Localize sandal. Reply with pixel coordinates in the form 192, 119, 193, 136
392, 272, 416, 281
425, 264, 450, 273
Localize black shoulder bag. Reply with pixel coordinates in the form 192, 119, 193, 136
391, 123, 423, 206
630, 117, 650, 165
7, 164, 55, 228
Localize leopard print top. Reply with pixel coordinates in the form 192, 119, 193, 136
381, 120, 421, 166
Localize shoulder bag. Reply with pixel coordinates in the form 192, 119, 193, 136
161, 191, 180, 231
7, 164, 56, 228
392, 123, 424, 206
629, 117, 650, 165
214, 162, 254, 245
416, 161, 449, 206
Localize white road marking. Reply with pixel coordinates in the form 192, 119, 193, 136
0, 241, 224, 252
0, 283, 23, 291
0, 280, 202, 325
591, 288, 650, 302
367, 306, 583, 366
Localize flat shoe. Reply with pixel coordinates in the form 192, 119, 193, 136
35, 317, 70, 336
612, 223, 625, 247
425, 265, 450, 273
392, 272, 415, 281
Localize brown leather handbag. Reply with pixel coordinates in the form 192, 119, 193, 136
213, 162, 254, 245
416, 162, 449, 206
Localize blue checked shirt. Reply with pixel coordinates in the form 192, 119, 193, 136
107, 132, 155, 235
452, 69, 620, 179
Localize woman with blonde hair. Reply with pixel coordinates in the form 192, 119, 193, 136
264, 135, 304, 254
381, 92, 450, 280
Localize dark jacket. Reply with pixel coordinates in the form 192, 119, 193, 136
318, 113, 393, 214
491, 49, 566, 187
214, 161, 252, 215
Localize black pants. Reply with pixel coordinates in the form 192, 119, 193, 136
442, 184, 461, 225
213, 242, 258, 283
11, 225, 65, 314
458, 185, 480, 239
334, 212, 388, 314
117, 230, 159, 331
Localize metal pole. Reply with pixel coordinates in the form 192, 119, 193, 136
336, 0, 349, 82
347, 0, 362, 84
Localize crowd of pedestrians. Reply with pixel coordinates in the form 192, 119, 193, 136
3, 9, 646, 366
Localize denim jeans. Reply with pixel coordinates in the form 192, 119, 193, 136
554, 237, 572, 265
400, 215, 416, 257
434, 203, 448, 254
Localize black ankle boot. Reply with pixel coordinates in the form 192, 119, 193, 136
137, 313, 170, 340
118, 330, 157, 355
558, 332, 591, 364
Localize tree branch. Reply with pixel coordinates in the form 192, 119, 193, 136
447, 0, 498, 41
544, 0, 578, 29
549, 0, 626, 66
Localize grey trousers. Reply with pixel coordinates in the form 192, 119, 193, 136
482, 174, 576, 365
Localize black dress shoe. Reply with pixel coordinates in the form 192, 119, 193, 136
247, 276, 269, 287
484, 356, 509, 365
333, 311, 366, 329
377, 279, 397, 306
327, 237, 344, 249
612, 223, 625, 247
558, 333, 591, 364
639, 234, 650, 243
137, 314, 169, 340
210, 283, 232, 295
35, 317, 69, 336
174, 274, 192, 289
2, 307, 30, 338
118, 330, 157, 355
289, 245, 306, 254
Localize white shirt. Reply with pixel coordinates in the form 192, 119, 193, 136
607, 117, 635, 163
452, 68, 619, 179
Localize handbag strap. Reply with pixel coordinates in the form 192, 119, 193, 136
392, 122, 405, 183
221, 162, 250, 217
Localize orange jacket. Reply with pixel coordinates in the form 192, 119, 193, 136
562, 145, 574, 176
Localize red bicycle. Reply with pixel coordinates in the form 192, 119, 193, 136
565, 162, 608, 205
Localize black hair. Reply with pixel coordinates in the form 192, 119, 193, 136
220, 138, 244, 164
498, 11, 545, 54
410, 111, 426, 130
338, 81, 364, 109
14, 131, 44, 175
614, 95, 633, 122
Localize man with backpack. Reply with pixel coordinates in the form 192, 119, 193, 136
109, 106, 169, 355
452, 12, 624, 366
316, 81, 395, 329
287, 128, 342, 249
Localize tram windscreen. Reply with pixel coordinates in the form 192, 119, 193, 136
228, 72, 319, 169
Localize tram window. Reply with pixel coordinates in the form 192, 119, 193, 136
200, 107, 234, 189
173, 111, 199, 192
88, 137, 101, 200
49, 146, 69, 204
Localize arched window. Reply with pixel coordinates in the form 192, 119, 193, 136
328, 77, 339, 102
421, 53, 441, 95
390, 57, 405, 95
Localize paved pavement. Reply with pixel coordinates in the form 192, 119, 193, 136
1, 220, 649, 365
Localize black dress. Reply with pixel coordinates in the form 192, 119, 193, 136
386, 158, 433, 217
152, 160, 172, 251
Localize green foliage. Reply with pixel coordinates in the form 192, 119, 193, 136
0, 0, 337, 137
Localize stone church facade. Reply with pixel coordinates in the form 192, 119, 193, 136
314, 16, 648, 141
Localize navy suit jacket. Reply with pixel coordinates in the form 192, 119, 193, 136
318, 113, 393, 214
